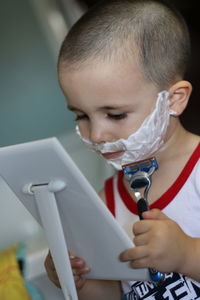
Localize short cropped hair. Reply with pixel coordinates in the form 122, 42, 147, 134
58, 0, 191, 89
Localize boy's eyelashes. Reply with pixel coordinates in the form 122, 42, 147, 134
75, 113, 127, 121
107, 113, 128, 120
75, 114, 88, 121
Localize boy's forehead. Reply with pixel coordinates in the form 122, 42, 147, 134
59, 59, 146, 93
59, 56, 142, 78
59, 60, 159, 110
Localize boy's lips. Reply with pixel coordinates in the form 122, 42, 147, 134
101, 150, 125, 160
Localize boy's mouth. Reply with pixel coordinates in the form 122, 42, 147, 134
101, 150, 125, 160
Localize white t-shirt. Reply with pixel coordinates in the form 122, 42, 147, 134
104, 143, 200, 300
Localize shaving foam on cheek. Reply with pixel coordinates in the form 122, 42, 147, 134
76, 90, 176, 170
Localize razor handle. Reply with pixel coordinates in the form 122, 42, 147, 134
137, 197, 148, 220
137, 198, 164, 284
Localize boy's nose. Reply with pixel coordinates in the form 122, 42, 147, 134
89, 124, 112, 144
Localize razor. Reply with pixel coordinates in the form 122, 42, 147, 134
122, 157, 165, 284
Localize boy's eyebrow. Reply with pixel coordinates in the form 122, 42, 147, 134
99, 105, 130, 110
67, 104, 132, 111
67, 105, 79, 111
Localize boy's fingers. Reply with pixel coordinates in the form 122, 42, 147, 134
73, 267, 90, 276
120, 246, 148, 262
130, 256, 150, 269
134, 232, 149, 246
74, 277, 86, 290
71, 257, 87, 268
133, 220, 151, 235
142, 209, 169, 220
71, 257, 90, 275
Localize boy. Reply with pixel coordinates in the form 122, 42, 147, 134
45, 0, 200, 299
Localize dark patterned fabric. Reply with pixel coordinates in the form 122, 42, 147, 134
124, 273, 200, 300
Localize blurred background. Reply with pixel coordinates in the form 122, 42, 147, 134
0, 0, 199, 298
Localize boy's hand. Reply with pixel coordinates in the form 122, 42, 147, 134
44, 251, 90, 290
120, 209, 192, 274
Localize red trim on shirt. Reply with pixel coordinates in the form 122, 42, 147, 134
118, 143, 200, 215
105, 177, 116, 217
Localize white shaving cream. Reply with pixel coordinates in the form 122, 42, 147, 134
76, 90, 176, 169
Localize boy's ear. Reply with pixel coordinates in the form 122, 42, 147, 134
168, 80, 192, 116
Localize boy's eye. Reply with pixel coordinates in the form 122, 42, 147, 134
107, 113, 127, 120
75, 114, 89, 121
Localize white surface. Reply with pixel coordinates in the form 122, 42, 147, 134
31, 274, 64, 300
0, 177, 43, 250
0, 137, 149, 282
0, 131, 113, 250
33, 182, 78, 300
25, 237, 48, 281
25, 237, 64, 299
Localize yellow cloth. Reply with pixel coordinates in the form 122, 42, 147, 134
0, 246, 31, 300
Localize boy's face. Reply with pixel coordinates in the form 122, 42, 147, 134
59, 59, 159, 160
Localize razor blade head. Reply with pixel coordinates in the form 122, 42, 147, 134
122, 157, 158, 177
129, 172, 151, 189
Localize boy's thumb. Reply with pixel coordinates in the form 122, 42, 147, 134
142, 209, 168, 220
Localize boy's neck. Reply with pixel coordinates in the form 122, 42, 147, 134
122, 121, 200, 205
155, 120, 199, 165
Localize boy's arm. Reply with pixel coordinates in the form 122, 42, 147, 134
78, 279, 122, 300
121, 209, 200, 282
181, 238, 200, 282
